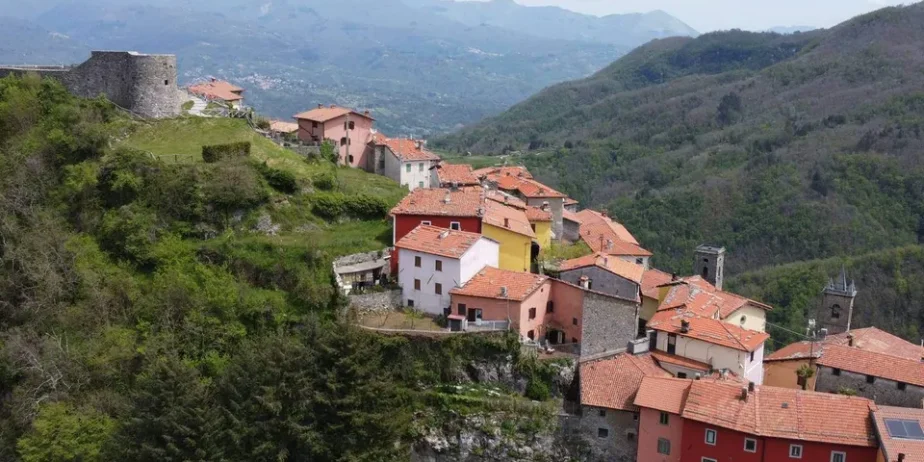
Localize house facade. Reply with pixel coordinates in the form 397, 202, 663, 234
558, 252, 643, 302
390, 188, 485, 245
481, 199, 536, 272
293, 105, 375, 167
395, 225, 498, 315
371, 135, 440, 190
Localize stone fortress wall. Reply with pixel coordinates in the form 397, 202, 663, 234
0, 51, 180, 119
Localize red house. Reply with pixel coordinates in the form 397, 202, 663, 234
634, 377, 880, 462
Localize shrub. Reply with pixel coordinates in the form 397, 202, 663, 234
524, 379, 550, 401
258, 163, 298, 193
254, 117, 271, 130
312, 170, 337, 191
201, 162, 267, 214
312, 193, 388, 220
312, 193, 346, 219
319, 140, 338, 164
202, 142, 251, 163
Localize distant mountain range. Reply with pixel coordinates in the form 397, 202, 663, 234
0, 0, 697, 135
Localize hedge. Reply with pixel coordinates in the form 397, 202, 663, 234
258, 163, 298, 193
313, 192, 389, 220
202, 141, 251, 163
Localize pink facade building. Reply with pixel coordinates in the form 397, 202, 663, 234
293, 104, 375, 168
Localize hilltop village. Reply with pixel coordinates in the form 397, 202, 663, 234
275, 102, 924, 462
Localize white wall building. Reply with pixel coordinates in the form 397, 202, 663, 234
371, 135, 441, 191
395, 225, 499, 315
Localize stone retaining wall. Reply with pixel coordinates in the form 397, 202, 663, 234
348, 289, 402, 314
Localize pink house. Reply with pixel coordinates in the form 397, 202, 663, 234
293, 104, 375, 168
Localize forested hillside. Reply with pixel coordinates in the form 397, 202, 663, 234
433, 3, 924, 341
0, 75, 566, 461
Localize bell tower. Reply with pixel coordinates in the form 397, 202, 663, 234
816, 267, 857, 335
694, 245, 726, 290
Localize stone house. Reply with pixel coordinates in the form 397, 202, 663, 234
561, 209, 582, 243
449, 267, 639, 356
332, 248, 391, 294
578, 352, 672, 461
812, 344, 924, 408
293, 104, 375, 167
394, 224, 498, 315
557, 252, 643, 303
370, 134, 440, 191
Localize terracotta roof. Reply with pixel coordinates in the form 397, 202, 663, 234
390, 188, 484, 217
682, 380, 877, 447
431, 163, 480, 186
473, 166, 533, 179
525, 206, 552, 222
188, 79, 244, 102
576, 210, 652, 257
576, 209, 639, 244
562, 209, 583, 224
294, 105, 373, 122
873, 406, 924, 462
764, 341, 821, 362
371, 132, 388, 144
394, 224, 488, 259
766, 327, 923, 363
658, 276, 771, 320
633, 376, 692, 414
491, 174, 567, 199
485, 190, 528, 209
483, 199, 535, 238
559, 252, 645, 283
383, 138, 440, 162
650, 350, 714, 372
564, 197, 579, 206
816, 344, 924, 387
450, 266, 547, 301
641, 268, 674, 300
580, 353, 671, 411
647, 309, 769, 352
269, 120, 299, 133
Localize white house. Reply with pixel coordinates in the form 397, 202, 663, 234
647, 309, 769, 384
371, 134, 440, 191
395, 224, 499, 315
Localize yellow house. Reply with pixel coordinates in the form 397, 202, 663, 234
482, 200, 535, 272
526, 205, 553, 250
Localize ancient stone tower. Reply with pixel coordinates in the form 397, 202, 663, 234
815, 267, 857, 336
694, 245, 726, 290
0, 51, 180, 119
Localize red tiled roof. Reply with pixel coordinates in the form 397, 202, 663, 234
383, 138, 440, 162
682, 380, 877, 447
576, 209, 639, 244
648, 309, 769, 352
816, 344, 924, 387
394, 224, 488, 259
450, 266, 547, 301
559, 252, 645, 283
432, 163, 480, 186
766, 327, 923, 363
562, 209, 583, 224
580, 353, 671, 411
188, 79, 244, 101
491, 174, 567, 199
764, 341, 821, 362
483, 199, 535, 238
873, 406, 924, 462
650, 350, 714, 372
525, 206, 552, 222
641, 268, 674, 300
658, 276, 771, 319
473, 166, 533, 179
294, 105, 374, 122
633, 376, 692, 414
390, 187, 484, 217
485, 190, 529, 209
564, 197, 579, 206
269, 120, 299, 133
576, 209, 652, 257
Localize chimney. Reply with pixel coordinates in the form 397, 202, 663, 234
680, 320, 690, 333
606, 239, 613, 250
317, 103, 323, 109
748, 382, 756, 392
500, 287, 508, 297
899, 453, 906, 462
415, 140, 422, 150
450, 181, 459, 192
671, 273, 678, 281
211, 77, 217, 82
363, 110, 370, 117
694, 373, 702, 380
439, 230, 450, 239
847, 333, 855, 347
443, 191, 452, 204
741, 386, 750, 401
330, 104, 336, 108
504, 218, 510, 228
541, 201, 549, 211
819, 328, 828, 339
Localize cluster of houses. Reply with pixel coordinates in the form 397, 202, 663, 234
304, 103, 924, 462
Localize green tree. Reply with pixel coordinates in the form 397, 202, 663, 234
17, 402, 115, 462
319, 140, 339, 164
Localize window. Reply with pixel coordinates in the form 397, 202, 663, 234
435, 260, 442, 271
597, 428, 608, 438
421, 221, 431, 226
450, 222, 461, 230
677, 372, 688, 379
414, 279, 421, 291
636, 257, 644, 264
407, 299, 414, 307
598, 409, 606, 417
750, 351, 755, 362
527, 330, 535, 340
702, 459, 718, 462
435, 283, 442, 295
744, 438, 757, 453
528, 308, 537, 320
406, 164, 411, 173
898, 382, 907, 391
164, 79, 169, 85
457, 303, 466, 315
414, 256, 421, 267
531, 223, 536, 232
830, 452, 846, 462
418, 181, 424, 189
586, 279, 593, 290
546, 301, 554, 313
571, 337, 578, 343
705, 429, 717, 445
832, 368, 841, 376
789, 444, 803, 458
831, 304, 841, 319
340, 137, 347, 146
702, 266, 709, 279
633, 413, 639, 421
866, 375, 876, 384
348, 121, 355, 130
659, 412, 669, 425
657, 438, 671, 455
348, 155, 354, 164
627, 432, 635, 442
572, 317, 578, 326
312, 121, 318, 128
418, 163, 424, 172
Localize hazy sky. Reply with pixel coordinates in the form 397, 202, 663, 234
470, 0, 910, 32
